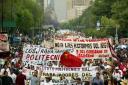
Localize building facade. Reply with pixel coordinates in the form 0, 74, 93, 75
66, 0, 91, 21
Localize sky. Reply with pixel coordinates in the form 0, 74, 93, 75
44, 0, 67, 22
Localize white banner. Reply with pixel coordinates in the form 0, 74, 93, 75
54, 38, 112, 59
22, 45, 76, 67
22, 66, 97, 84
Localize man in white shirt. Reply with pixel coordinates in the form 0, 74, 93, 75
112, 67, 122, 85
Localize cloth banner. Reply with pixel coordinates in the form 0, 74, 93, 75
54, 38, 112, 59
22, 45, 76, 67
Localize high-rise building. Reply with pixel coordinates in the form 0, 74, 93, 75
44, 0, 58, 26
44, 0, 54, 11
66, 0, 92, 21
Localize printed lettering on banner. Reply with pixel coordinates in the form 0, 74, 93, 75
54, 38, 112, 59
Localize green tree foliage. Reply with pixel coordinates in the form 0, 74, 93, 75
62, 0, 128, 37
1, 0, 43, 34
112, 0, 128, 37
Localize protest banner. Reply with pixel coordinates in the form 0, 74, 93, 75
22, 45, 76, 67
0, 34, 9, 52
42, 66, 97, 84
22, 66, 97, 84
54, 38, 112, 59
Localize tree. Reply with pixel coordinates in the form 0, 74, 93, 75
112, 0, 128, 37
0, 0, 43, 34
61, 0, 128, 38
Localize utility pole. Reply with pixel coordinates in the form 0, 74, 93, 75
115, 25, 119, 45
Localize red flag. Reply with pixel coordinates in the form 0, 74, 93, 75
108, 40, 119, 61
60, 51, 83, 67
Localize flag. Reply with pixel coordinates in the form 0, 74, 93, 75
108, 40, 119, 61
60, 51, 83, 67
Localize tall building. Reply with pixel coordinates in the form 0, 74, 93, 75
44, 0, 54, 11
66, 0, 91, 21
44, 0, 58, 26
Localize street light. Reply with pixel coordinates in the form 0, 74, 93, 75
115, 25, 118, 44
96, 21, 100, 30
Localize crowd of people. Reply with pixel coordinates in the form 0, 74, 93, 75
0, 36, 128, 85
0, 49, 128, 85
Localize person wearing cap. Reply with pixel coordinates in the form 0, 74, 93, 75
90, 72, 104, 85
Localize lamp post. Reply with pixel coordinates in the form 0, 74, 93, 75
115, 25, 118, 44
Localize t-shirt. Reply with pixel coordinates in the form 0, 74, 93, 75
16, 73, 26, 85
91, 77, 104, 85
9, 73, 16, 84
30, 76, 39, 85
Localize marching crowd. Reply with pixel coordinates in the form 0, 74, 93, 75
0, 43, 128, 85
0, 51, 128, 85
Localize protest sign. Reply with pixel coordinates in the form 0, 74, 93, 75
54, 38, 112, 59
42, 66, 97, 84
22, 66, 97, 84
22, 45, 76, 67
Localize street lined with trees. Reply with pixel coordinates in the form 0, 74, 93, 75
61, 0, 128, 38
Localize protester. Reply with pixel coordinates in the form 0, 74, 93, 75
9, 70, 16, 85
0, 61, 11, 76
29, 70, 40, 85
91, 72, 104, 85
59, 76, 69, 84
112, 67, 122, 85
40, 76, 53, 85
74, 77, 84, 85
1, 37, 128, 85
1, 70, 13, 85
102, 71, 109, 85
16, 70, 26, 85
